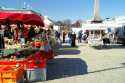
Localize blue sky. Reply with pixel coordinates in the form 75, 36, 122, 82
0, 0, 125, 21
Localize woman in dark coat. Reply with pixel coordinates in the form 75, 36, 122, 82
71, 32, 76, 47
63, 31, 66, 43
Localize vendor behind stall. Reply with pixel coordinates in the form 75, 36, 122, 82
0, 25, 5, 55
4, 25, 13, 39
28, 26, 36, 41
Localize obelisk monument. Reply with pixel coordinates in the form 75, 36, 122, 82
93, 0, 102, 23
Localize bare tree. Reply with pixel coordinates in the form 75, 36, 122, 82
55, 19, 72, 31
72, 20, 83, 28
63, 19, 71, 27
55, 21, 64, 26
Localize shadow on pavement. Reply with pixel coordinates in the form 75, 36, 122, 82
108, 45, 125, 49
121, 63, 125, 65
92, 44, 125, 50
88, 66, 125, 74
47, 58, 88, 80
62, 45, 78, 48
57, 49, 80, 55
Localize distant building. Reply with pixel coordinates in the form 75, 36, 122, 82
115, 16, 125, 25
43, 16, 53, 27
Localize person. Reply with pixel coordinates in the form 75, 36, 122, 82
68, 31, 72, 46
71, 32, 76, 47
28, 26, 36, 41
83, 33, 87, 41
63, 31, 66, 43
0, 26, 5, 55
20, 31, 25, 47
23, 25, 29, 43
78, 30, 83, 43
13, 27, 19, 43
55, 31, 60, 40
102, 36, 110, 47
4, 26, 13, 39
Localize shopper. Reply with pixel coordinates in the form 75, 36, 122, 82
71, 32, 76, 47
63, 31, 66, 43
78, 30, 83, 43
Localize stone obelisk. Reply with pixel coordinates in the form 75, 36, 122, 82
93, 0, 102, 23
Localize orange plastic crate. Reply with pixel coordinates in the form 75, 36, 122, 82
0, 65, 8, 78
1, 65, 24, 80
0, 72, 1, 83
0, 65, 8, 83
2, 77, 24, 83
0, 73, 1, 78
2, 78, 17, 83
0, 78, 1, 83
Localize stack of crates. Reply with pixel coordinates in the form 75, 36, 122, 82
0, 65, 25, 83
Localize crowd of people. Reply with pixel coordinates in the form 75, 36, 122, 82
54, 30, 88, 47
54, 29, 114, 48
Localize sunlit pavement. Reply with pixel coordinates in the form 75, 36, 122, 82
37, 43, 125, 83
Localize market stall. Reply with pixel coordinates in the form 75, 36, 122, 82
0, 9, 56, 82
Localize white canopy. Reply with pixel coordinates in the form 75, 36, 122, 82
82, 23, 122, 30
43, 16, 53, 27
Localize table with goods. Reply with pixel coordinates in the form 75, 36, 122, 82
0, 39, 55, 83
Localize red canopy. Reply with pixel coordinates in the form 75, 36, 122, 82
0, 12, 44, 26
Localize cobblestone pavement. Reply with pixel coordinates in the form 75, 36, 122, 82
37, 43, 125, 83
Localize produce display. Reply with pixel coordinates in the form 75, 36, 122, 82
0, 37, 56, 82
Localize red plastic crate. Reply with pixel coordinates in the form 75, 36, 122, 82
24, 52, 46, 69
26, 58, 46, 69
0, 60, 26, 70
16, 60, 27, 70
0, 60, 16, 65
